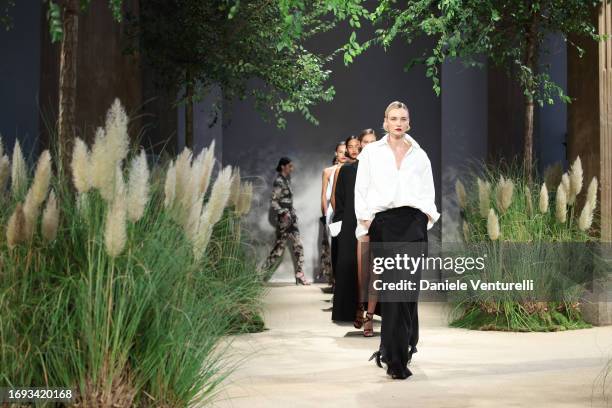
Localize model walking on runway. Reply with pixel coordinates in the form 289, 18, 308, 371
355, 102, 439, 378
330, 136, 361, 322
263, 157, 310, 285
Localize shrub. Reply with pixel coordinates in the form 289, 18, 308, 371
451, 159, 601, 331
0, 99, 261, 407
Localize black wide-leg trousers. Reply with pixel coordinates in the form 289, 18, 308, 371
368, 206, 428, 378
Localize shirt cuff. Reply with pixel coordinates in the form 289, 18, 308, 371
424, 208, 440, 230
355, 223, 369, 238
355, 211, 373, 222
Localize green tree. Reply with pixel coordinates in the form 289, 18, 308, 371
136, 0, 336, 148
275, 0, 602, 183
45, 0, 123, 172
370, 0, 601, 183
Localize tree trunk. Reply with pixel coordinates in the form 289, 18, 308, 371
523, 15, 539, 185
58, 0, 79, 176
524, 95, 534, 183
185, 74, 194, 149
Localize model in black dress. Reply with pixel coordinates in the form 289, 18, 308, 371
331, 160, 359, 322
330, 136, 361, 323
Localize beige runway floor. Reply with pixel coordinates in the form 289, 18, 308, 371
212, 284, 612, 408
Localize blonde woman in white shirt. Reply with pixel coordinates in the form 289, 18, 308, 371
356, 101, 439, 379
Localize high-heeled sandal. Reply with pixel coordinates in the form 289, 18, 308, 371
353, 305, 365, 329
369, 350, 412, 379
368, 350, 384, 368
363, 312, 374, 337
295, 272, 311, 285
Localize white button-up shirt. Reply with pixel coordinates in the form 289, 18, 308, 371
354, 133, 440, 238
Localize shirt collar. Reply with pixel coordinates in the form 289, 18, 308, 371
379, 133, 420, 150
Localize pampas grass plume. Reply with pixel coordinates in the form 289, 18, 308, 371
198, 141, 215, 196
578, 201, 594, 232
11, 140, 27, 196
7, 203, 26, 248
230, 168, 242, 208
113, 165, 126, 201
0, 155, 9, 193
586, 177, 598, 211
174, 148, 193, 208
487, 208, 500, 241
184, 193, 203, 242
90, 127, 117, 202
30, 150, 52, 208
203, 165, 232, 225
127, 149, 150, 222
237, 181, 253, 216
556, 182, 567, 223
462, 220, 470, 242
539, 183, 549, 214
22, 190, 39, 239
104, 98, 129, 164
477, 178, 491, 218
455, 179, 467, 209
561, 173, 570, 199
193, 165, 232, 258
21, 150, 52, 239
71, 137, 91, 193
496, 177, 514, 212
104, 188, 127, 257
42, 190, 59, 242
569, 156, 583, 204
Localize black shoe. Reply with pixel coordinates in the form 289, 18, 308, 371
321, 285, 334, 294
388, 366, 412, 380
368, 351, 384, 368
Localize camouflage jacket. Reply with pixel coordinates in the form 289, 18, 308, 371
270, 174, 294, 216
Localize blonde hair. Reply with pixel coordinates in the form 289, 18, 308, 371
382, 101, 410, 132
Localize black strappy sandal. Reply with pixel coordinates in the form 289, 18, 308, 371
354, 305, 365, 329
363, 312, 374, 337
368, 350, 384, 368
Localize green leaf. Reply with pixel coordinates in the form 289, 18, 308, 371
47, 1, 63, 43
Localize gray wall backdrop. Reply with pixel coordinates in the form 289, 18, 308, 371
0, 1, 41, 158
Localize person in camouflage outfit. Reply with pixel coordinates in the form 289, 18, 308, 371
263, 157, 310, 285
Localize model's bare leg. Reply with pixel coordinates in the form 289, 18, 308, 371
358, 234, 377, 336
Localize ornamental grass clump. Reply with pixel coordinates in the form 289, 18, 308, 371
0, 99, 261, 407
453, 158, 600, 331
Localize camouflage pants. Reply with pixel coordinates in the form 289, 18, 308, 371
263, 213, 305, 276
